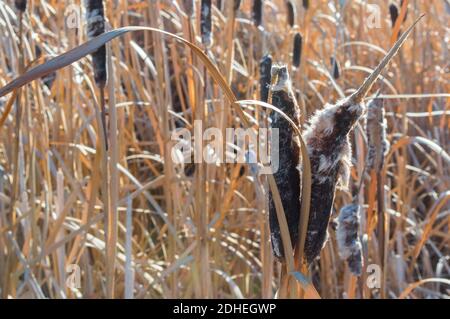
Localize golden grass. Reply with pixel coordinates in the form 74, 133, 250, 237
0, 0, 449, 299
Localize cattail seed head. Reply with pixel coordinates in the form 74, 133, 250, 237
302, 0, 309, 10
286, 0, 296, 28
85, 0, 107, 88
366, 98, 389, 171
330, 56, 340, 79
268, 65, 301, 261
259, 54, 272, 103
389, 3, 399, 28
200, 0, 213, 47
234, 0, 241, 12
15, 0, 27, 12
292, 33, 302, 68
252, 0, 263, 27
336, 204, 363, 276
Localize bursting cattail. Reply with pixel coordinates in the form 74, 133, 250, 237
252, 0, 263, 27
302, 0, 309, 10
259, 54, 272, 103
200, 0, 212, 47
301, 16, 423, 264
268, 65, 302, 260
286, 0, 296, 28
85, 0, 107, 88
389, 4, 399, 28
15, 0, 27, 11
366, 98, 390, 171
292, 33, 302, 68
336, 204, 363, 276
330, 56, 340, 79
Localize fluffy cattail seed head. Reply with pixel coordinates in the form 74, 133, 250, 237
301, 16, 423, 264
15, 0, 27, 12
200, 0, 213, 47
268, 65, 301, 261
366, 98, 390, 171
336, 204, 363, 276
85, 0, 107, 88
259, 54, 272, 103
292, 33, 302, 68
252, 0, 263, 27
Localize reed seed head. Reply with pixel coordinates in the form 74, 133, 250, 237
292, 33, 302, 68
200, 0, 213, 47
336, 204, 363, 276
85, 0, 107, 88
252, 0, 263, 27
15, 0, 27, 12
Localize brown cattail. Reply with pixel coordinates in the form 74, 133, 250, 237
292, 33, 302, 68
85, 0, 107, 88
286, 0, 296, 28
182, 0, 194, 17
389, 3, 399, 28
330, 56, 340, 79
366, 98, 389, 171
259, 54, 272, 103
15, 0, 27, 12
252, 0, 263, 27
336, 204, 363, 276
234, 0, 241, 11
200, 0, 212, 47
302, 0, 309, 10
268, 65, 301, 260
301, 16, 423, 264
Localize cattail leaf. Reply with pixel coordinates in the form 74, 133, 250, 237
389, 4, 399, 28
200, 0, 212, 47
0, 26, 249, 128
292, 33, 302, 67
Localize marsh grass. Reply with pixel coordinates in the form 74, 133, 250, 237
0, 0, 448, 299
